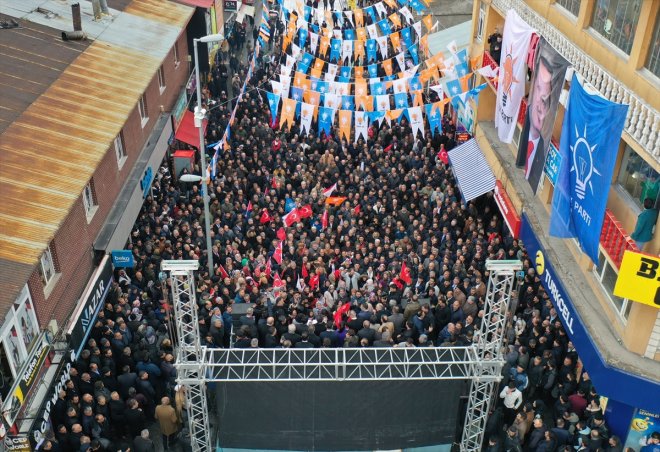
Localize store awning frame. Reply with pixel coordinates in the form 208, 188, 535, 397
447, 138, 496, 203
175, 110, 208, 149
177, 0, 214, 8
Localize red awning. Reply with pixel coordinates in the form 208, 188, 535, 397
176, 0, 214, 8
175, 110, 208, 148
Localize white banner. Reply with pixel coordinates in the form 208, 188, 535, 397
395, 53, 406, 72
495, 10, 534, 143
376, 95, 390, 111
393, 78, 408, 94
409, 106, 424, 138
300, 102, 315, 134
367, 24, 379, 40
310, 32, 319, 55
354, 111, 368, 143
341, 40, 353, 63
377, 36, 389, 58
413, 22, 422, 39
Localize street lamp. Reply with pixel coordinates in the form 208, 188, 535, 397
193, 33, 224, 278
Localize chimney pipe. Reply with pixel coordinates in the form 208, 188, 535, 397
71, 3, 82, 31
62, 30, 88, 41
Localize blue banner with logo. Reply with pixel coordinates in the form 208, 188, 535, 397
366, 40, 377, 63
549, 75, 628, 264
112, 250, 135, 267
266, 91, 280, 124
318, 107, 334, 136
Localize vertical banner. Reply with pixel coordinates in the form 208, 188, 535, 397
549, 75, 628, 264
516, 38, 570, 194
354, 111, 368, 143
623, 408, 660, 451
495, 10, 533, 143
338, 109, 352, 142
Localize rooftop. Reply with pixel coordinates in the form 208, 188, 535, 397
0, 0, 193, 318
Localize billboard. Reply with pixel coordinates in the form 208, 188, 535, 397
516, 37, 569, 194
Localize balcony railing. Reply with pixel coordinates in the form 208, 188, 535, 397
600, 209, 638, 268
492, 0, 660, 163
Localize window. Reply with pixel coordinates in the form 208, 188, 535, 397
173, 42, 180, 67
476, 2, 486, 41
114, 133, 126, 168
646, 17, 660, 78
556, 0, 582, 17
594, 248, 633, 321
158, 66, 166, 93
82, 179, 98, 220
138, 95, 149, 126
591, 0, 641, 54
39, 244, 56, 286
617, 144, 659, 209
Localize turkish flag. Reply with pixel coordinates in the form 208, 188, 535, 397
437, 149, 449, 165
260, 209, 272, 224
271, 176, 278, 189
321, 209, 328, 230
282, 208, 300, 227
276, 227, 286, 241
309, 273, 320, 290
399, 261, 412, 285
218, 264, 229, 280
334, 302, 352, 329
322, 183, 337, 197
353, 204, 361, 215
298, 204, 313, 218
273, 272, 285, 289
273, 241, 283, 265
265, 259, 272, 278
302, 264, 308, 279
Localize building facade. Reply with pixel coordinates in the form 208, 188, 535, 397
468, 0, 659, 442
0, 0, 194, 437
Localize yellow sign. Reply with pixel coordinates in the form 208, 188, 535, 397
613, 251, 660, 308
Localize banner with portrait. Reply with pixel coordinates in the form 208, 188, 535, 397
516, 37, 569, 194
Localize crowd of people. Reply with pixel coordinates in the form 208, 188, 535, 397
35, 2, 634, 451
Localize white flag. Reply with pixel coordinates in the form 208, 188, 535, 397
374, 2, 387, 18
446, 40, 458, 55
413, 22, 422, 39
344, 10, 354, 26
409, 106, 424, 138
395, 53, 406, 72
377, 36, 389, 58
342, 41, 353, 63
495, 10, 534, 143
271, 80, 283, 97
376, 95, 390, 111
300, 102, 315, 135
400, 7, 414, 24
310, 32, 319, 55
429, 84, 444, 99
367, 24, 379, 40
477, 65, 499, 78
393, 78, 408, 94
354, 111, 369, 143
291, 43, 302, 60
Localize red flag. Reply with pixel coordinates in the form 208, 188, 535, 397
282, 208, 300, 227
260, 209, 272, 224
399, 261, 412, 285
302, 264, 309, 279
309, 273, 320, 290
246, 201, 253, 212
276, 227, 286, 241
322, 183, 337, 197
334, 302, 352, 328
218, 264, 229, 279
333, 268, 342, 281
273, 241, 283, 265
273, 272, 285, 289
298, 204, 313, 219
353, 204, 361, 215
265, 259, 272, 278
437, 149, 449, 165
391, 278, 404, 290
321, 209, 328, 230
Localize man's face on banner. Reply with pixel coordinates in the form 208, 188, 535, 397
530, 61, 552, 139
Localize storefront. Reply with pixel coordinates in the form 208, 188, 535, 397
519, 214, 660, 441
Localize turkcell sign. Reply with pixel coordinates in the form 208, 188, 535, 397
111, 250, 135, 268
520, 213, 660, 413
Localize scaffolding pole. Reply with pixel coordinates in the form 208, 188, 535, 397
162, 260, 212, 452
460, 260, 522, 452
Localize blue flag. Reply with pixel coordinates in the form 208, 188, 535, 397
549, 75, 628, 264
408, 43, 419, 65
318, 106, 335, 136
285, 197, 297, 213
401, 27, 413, 49
378, 19, 392, 36
408, 75, 422, 91
409, 0, 427, 13
366, 40, 378, 63
316, 80, 329, 94
368, 64, 378, 78
394, 93, 409, 108
364, 6, 377, 23
290, 86, 303, 102
367, 111, 385, 124
299, 27, 308, 49
344, 29, 355, 40
330, 39, 341, 62
371, 81, 386, 96
425, 103, 442, 135
266, 91, 281, 124
298, 52, 313, 74
303, 5, 312, 21
341, 95, 355, 111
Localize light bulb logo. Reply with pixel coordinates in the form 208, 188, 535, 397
570, 125, 600, 200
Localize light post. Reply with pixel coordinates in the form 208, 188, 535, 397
193, 33, 224, 278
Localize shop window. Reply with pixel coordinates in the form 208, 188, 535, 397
617, 144, 660, 209
556, 0, 582, 17
82, 179, 98, 221
646, 16, 660, 78
591, 0, 641, 54
114, 133, 126, 169
594, 248, 633, 321
39, 244, 57, 286
476, 3, 486, 41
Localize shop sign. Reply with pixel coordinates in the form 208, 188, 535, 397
614, 251, 660, 308
111, 250, 135, 268
624, 408, 660, 451
140, 166, 154, 198
2, 335, 50, 426
4, 436, 31, 452
30, 349, 76, 447
224, 0, 237, 11
494, 180, 521, 238
543, 141, 561, 186
172, 88, 188, 130
68, 257, 113, 356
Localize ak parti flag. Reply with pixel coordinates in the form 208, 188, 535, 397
399, 261, 412, 285
260, 209, 272, 224
325, 196, 347, 206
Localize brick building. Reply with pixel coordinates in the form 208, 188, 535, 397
0, 0, 194, 436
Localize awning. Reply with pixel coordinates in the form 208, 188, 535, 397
237, 4, 256, 22
447, 138, 496, 203
176, 0, 214, 7
175, 110, 208, 148
428, 20, 471, 57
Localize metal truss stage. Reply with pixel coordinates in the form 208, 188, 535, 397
164, 259, 522, 452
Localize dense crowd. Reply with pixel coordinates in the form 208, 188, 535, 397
35, 4, 631, 452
